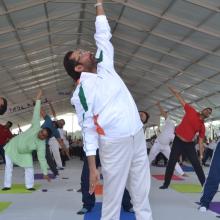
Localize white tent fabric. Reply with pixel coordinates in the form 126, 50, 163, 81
0, 0, 220, 127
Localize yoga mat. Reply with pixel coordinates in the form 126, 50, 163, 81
95, 184, 103, 195
84, 203, 135, 220
170, 183, 202, 193
209, 202, 220, 214
0, 202, 12, 212
181, 165, 194, 172
34, 173, 55, 180
196, 202, 220, 214
152, 174, 184, 181
0, 184, 41, 194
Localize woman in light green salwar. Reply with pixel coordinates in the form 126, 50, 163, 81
3, 90, 51, 191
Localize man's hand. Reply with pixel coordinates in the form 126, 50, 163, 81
168, 85, 178, 95
156, 101, 160, 106
43, 175, 51, 182
36, 90, 43, 100
89, 168, 100, 195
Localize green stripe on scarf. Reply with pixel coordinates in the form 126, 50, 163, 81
96, 50, 103, 63
78, 85, 88, 112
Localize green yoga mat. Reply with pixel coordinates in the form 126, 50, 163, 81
0, 184, 41, 194
0, 202, 12, 212
170, 183, 202, 193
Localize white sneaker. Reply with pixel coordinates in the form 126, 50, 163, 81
199, 206, 207, 212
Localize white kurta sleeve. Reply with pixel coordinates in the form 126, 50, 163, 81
72, 82, 99, 156
94, 15, 114, 70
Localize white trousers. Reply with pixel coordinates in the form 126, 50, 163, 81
49, 137, 63, 168
99, 129, 153, 220
4, 155, 34, 189
148, 140, 184, 176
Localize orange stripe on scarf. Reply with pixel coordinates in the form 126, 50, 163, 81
93, 114, 105, 136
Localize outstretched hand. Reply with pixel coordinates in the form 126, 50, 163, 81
36, 90, 43, 100
168, 85, 178, 94
156, 101, 160, 106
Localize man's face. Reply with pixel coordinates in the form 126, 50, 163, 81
38, 129, 48, 140
201, 108, 212, 119
70, 49, 96, 72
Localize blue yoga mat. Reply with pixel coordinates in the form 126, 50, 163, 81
84, 203, 135, 220
181, 165, 194, 172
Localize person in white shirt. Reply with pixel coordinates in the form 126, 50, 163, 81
148, 102, 186, 176
63, 1, 152, 220
202, 138, 217, 167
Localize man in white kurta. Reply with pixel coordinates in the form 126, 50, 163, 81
148, 102, 185, 176
63, 1, 152, 220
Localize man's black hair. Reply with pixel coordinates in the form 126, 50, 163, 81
139, 111, 150, 124
0, 97, 7, 115
63, 51, 82, 81
43, 127, 52, 139
6, 121, 13, 128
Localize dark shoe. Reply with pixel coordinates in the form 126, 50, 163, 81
77, 207, 90, 215
27, 188, 36, 191
2, 187, 11, 191
124, 207, 134, 213
159, 185, 168, 189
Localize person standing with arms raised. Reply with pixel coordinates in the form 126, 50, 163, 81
160, 86, 212, 189
63, 1, 153, 220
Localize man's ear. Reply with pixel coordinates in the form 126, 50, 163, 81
75, 64, 84, 72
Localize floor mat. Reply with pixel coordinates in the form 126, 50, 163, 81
196, 202, 220, 214
181, 165, 194, 172
0, 202, 12, 212
0, 184, 41, 194
84, 203, 135, 220
152, 174, 184, 181
34, 173, 55, 180
170, 183, 202, 193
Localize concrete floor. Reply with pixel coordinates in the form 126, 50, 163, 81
0, 157, 218, 220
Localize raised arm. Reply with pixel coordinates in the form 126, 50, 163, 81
156, 101, 168, 119
48, 101, 57, 119
94, 0, 114, 70
168, 86, 186, 107
31, 90, 42, 127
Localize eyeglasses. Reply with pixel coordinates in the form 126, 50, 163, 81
75, 49, 87, 63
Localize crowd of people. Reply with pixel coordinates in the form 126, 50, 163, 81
0, 0, 220, 219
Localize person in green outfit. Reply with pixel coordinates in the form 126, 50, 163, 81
2, 90, 52, 191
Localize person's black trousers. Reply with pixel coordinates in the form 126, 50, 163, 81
45, 144, 58, 176
200, 142, 220, 208
163, 135, 205, 187
202, 148, 213, 165
81, 153, 132, 211
0, 145, 5, 164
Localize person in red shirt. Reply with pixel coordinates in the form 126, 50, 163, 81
0, 121, 13, 164
160, 86, 212, 189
